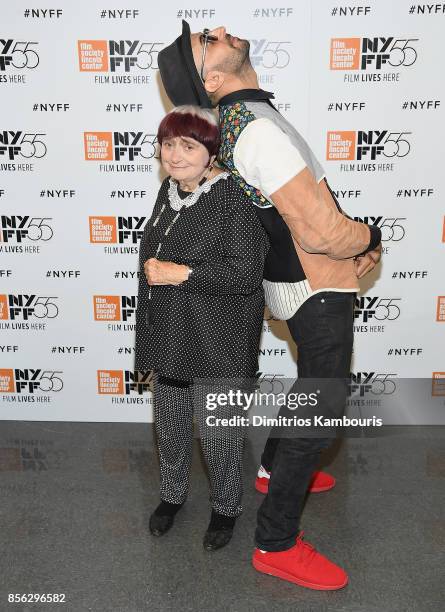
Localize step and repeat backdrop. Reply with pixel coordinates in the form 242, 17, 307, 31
0, 1, 444, 421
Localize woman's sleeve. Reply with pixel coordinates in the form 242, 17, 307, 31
177, 189, 269, 295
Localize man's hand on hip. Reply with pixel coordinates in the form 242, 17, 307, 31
354, 244, 382, 279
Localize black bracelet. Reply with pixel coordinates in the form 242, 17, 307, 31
358, 224, 382, 256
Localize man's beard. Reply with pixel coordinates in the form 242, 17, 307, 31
216, 38, 251, 75
232, 38, 251, 72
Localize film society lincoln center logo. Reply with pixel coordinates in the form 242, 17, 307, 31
77, 40, 162, 73
0, 369, 63, 394
330, 37, 418, 72
437, 296, 445, 322
88, 216, 146, 251
83, 132, 157, 162
326, 130, 412, 170
93, 295, 136, 322
432, 373, 445, 397
97, 370, 151, 396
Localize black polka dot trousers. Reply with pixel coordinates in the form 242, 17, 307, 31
152, 372, 248, 517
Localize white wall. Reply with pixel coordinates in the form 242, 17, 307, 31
1, 0, 444, 420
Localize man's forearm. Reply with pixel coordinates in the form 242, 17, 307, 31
271, 169, 381, 260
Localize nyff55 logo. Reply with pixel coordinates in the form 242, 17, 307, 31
354, 297, 401, 323
78, 41, 162, 72
330, 37, 418, 70
0, 40, 39, 71
0, 369, 63, 393
349, 372, 397, 396
0, 132, 47, 160
327, 131, 411, 160
0, 295, 59, 320
1, 216, 53, 242
97, 370, 152, 395
353, 217, 406, 241
84, 132, 157, 161
249, 40, 291, 69
89, 217, 146, 244
93, 296, 137, 321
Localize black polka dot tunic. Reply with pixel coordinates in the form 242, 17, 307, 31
134, 172, 269, 381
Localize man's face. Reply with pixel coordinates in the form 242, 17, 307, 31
190, 26, 250, 78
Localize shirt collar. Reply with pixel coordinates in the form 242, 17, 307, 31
218, 88, 275, 107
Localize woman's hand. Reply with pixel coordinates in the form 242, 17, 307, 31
144, 258, 190, 286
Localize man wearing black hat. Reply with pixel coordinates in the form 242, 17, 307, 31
157, 21, 382, 591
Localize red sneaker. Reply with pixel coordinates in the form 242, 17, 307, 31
252, 532, 348, 590
255, 466, 336, 495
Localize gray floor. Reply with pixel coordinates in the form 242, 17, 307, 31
0, 421, 444, 612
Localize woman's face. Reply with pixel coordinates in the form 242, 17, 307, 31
160, 136, 210, 183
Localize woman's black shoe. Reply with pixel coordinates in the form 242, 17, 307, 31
149, 513, 174, 536
203, 510, 237, 551
149, 500, 183, 537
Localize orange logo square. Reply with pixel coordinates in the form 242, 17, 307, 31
0, 295, 8, 320
93, 295, 121, 321
432, 372, 445, 397
0, 368, 15, 392
97, 370, 124, 394
326, 131, 356, 160
437, 297, 445, 322
89, 216, 117, 243
78, 40, 109, 72
84, 131, 113, 161
330, 38, 361, 70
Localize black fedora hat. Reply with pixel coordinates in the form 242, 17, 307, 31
158, 20, 213, 108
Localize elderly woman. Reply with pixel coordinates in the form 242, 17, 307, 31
134, 105, 268, 551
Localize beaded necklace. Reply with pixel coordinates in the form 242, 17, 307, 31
145, 171, 229, 307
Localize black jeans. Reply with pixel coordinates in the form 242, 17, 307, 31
255, 291, 355, 551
